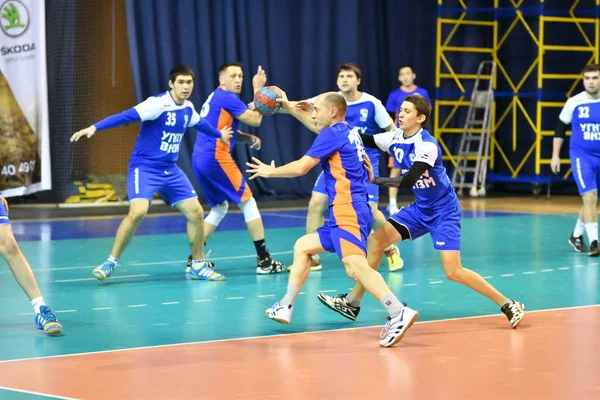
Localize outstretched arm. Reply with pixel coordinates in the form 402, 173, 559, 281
70, 108, 140, 142
365, 157, 429, 188
245, 156, 319, 179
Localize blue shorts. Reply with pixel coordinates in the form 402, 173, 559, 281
0, 201, 10, 225
317, 202, 373, 259
313, 171, 380, 203
570, 151, 600, 195
192, 153, 253, 207
390, 203, 461, 251
127, 164, 197, 206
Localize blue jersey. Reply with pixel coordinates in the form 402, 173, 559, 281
310, 92, 393, 172
374, 128, 458, 213
385, 86, 431, 127
559, 91, 600, 156
130, 91, 200, 168
305, 122, 370, 205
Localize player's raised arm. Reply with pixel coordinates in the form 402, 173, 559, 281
272, 87, 319, 133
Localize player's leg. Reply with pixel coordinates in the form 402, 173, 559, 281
0, 220, 62, 334
175, 198, 225, 281
570, 153, 598, 255
370, 197, 403, 272
93, 198, 149, 281
303, 172, 328, 271
581, 190, 598, 256
265, 232, 326, 324
438, 251, 525, 328
318, 206, 422, 320
569, 207, 588, 252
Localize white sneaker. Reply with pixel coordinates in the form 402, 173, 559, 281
265, 302, 293, 324
379, 305, 419, 347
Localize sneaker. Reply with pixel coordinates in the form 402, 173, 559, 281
34, 306, 63, 335
186, 255, 215, 274
287, 256, 323, 272
265, 302, 292, 324
379, 305, 419, 347
589, 240, 600, 257
93, 260, 115, 281
257, 256, 285, 274
385, 245, 404, 272
317, 293, 360, 321
187, 261, 226, 281
568, 234, 588, 253
501, 300, 525, 328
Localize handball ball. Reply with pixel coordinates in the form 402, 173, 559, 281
253, 86, 281, 115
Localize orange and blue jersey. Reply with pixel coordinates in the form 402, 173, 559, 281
192, 88, 253, 207
305, 122, 374, 259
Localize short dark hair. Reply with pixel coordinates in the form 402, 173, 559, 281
169, 65, 195, 83
403, 94, 431, 125
219, 62, 243, 74
398, 65, 414, 74
337, 63, 361, 81
582, 64, 600, 74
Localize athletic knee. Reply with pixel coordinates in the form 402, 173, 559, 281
0, 233, 19, 257
342, 261, 366, 281
206, 202, 228, 226
238, 198, 261, 223
128, 207, 148, 224
444, 266, 464, 282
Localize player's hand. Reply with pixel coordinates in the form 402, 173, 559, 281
295, 100, 313, 112
246, 157, 275, 180
247, 101, 256, 111
219, 125, 233, 146
0, 195, 8, 215
70, 126, 97, 142
249, 135, 262, 150
550, 156, 561, 174
252, 65, 267, 92
363, 154, 375, 182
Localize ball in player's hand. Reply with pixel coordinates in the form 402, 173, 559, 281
253, 86, 281, 116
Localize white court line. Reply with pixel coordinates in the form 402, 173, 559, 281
1, 251, 294, 274
557, 267, 570, 270
126, 304, 147, 308
257, 294, 275, 298
522, 271, 535, 275
226, 297, 244, 300
483, 276, 494, 279
429, 281, 443, 284
501, 273, 514, 277
54, 310, 77, 314
0, 385, 78, 400
318, 290, 338, 293
193, 299, 212, 303
403, 283, 417, 286
1, 304, 597, 365
92, 307, 112, 311
55, 274, 150, 283
161, 302, 180, 305
541, 269, 554, 273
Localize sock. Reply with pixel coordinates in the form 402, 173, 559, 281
346, 293, 361, 307
254, 239, 270, 260
501, 299, 512, 308
191, 259, 206, 270
384, 244, 394, 251
107, 255, 118, 264
31, 297, 46, 314
574, 219, 586, 237
389, 198, 397, 208
311, 255, 319, 261
280, 283, 300, 306
380, 293, 403, 318
585, 223, 598, 242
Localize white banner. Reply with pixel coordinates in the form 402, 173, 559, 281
0, 0, 50, 197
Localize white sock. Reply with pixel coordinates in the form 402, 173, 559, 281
311, 255, 319, 261
585, 223, 598, 243
107, 255, 118, 264
31, 297, 46, 314
574, 219, 586, 237
281, 283, 300, 306
389, 198, 397, 208
192, 259, 206, 270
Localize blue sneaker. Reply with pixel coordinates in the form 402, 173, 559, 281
187, 261, 226, 281
93, 260, 115, 281
34, 306, 63, 335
